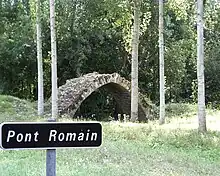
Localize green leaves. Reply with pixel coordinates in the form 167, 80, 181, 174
1, 0, 220, 115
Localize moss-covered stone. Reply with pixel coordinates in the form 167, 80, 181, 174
51, 72, 156, 121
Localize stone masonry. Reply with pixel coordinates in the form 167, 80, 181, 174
57, 72, 154, 121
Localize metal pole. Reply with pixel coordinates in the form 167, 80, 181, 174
46, 119, 56, 176
46, 149, 56, 176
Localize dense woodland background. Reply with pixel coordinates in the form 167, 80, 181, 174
1, 0, 220, 118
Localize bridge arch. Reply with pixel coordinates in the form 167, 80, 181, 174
58, 72, 150, 121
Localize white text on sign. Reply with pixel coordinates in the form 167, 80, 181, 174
7, 130, 39, 142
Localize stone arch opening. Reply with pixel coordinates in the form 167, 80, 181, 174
57, 72, 149, 121
74, 87, 116, 121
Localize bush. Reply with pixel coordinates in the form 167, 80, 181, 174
165, 103, 197, 118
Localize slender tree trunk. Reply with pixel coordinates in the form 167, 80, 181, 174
197, 0, 207, 133
36, 0, 44, 116
159, 0, 165, 125
131, 0, 141, 122
47, 0, 58, 175
50, 0, 58, 121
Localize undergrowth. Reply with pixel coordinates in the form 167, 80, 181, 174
0, 95, 220, 175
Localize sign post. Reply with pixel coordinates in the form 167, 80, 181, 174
46, 119, 56, 176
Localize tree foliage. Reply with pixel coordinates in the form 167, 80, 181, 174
1, 0, 220, 118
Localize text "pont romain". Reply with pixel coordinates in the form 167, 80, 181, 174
6, 129, 98, 143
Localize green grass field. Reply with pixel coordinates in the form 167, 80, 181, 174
0, 95, 220, 176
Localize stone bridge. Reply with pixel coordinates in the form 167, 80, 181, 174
57, 72, 155, 121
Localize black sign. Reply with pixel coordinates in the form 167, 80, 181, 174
0, 122, 102, 149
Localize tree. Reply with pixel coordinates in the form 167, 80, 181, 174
131, 0, 141, 122
50, 0, 58, 120
47, 0, 58, 175
159, 0, 165, 125
197, 0, 207, 132
50, 0, 58, 121
1, 0, 220, 121
36, 0, 44, 116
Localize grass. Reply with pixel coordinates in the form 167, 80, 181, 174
0, 95, 37, 122
0, 95, 220, 175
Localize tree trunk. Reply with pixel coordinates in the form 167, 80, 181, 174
50, 0, 58, 121
47, 0, 58, 175
131, 0, 141, 122
159, 0, 165, 125
36, 0, 44, 116
197, 0, 207, 133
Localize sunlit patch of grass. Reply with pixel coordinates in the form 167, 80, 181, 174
0, 94, 38, 123
102, 120, 220, 150
165, 103, 197, 118
164, 103, 220, 132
